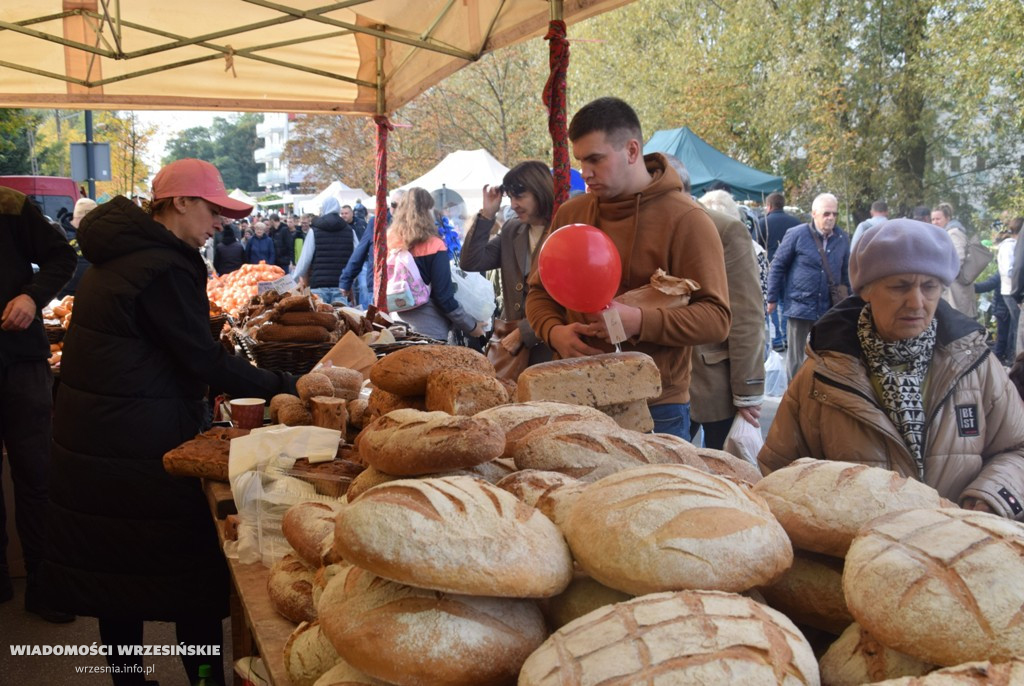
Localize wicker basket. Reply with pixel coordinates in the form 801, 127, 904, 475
45, 324, 65, 344
209, 314, 228, 341
249, 339, 335, 375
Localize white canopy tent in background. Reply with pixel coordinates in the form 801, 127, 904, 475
299, 180, 371, 215
228, 188, 258, 205
396, 149, 509, 220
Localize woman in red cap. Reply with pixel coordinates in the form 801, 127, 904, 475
43, 159, 296, 686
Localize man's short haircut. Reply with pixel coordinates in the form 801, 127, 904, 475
766, 192, 785, 210
341, 205, 352, 211
871, 200, 888, 214
568, 96, 642, 147
663, 154, 691, 194
269, 212, 280, 222
912, 205, 931, 220
812, 193, 839, 213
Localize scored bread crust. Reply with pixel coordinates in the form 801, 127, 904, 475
843, 507, 1024, 667
311, 659, 390, 686
564, 464, 793, 595
818, 622, 933, 686
753, 458, 951, 557
283, 501, 344, 567
518, 590, 819, 686
318, 566, 547, 686
474, 401, 617, 458
758, 548, 853, 635
283, 621, 340, 686
695, 446, 764, 484
863, 658, 1024, 685
356, 409, 504, 476
333, 475, 573, 598
369, 344, 494, 396
268, 553, 318, 624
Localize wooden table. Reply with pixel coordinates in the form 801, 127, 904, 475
205, 480, 295, 686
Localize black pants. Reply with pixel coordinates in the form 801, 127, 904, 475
0, 360, 53, 577
99, 616, 224, 686
690, 417, 732, 451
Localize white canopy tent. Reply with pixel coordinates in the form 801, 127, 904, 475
396, 149, 508, 219
299, 180, 370, 215
228, 188, 258, 205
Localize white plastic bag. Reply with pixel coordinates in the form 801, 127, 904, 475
764, 349, 787, 397
723, 413, 764, 467
450, 260, 496, 322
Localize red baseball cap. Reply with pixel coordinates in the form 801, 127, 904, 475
151, 158, 252, 219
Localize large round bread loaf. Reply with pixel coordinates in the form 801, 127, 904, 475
283, 621, 341, 686
334, 475, 573, 597
318, 566, 547, 686
495, 469, 579, 507
369, 344, 494, 395
753, 458, 950, 556
759, 548, 853, 635
283, 501, 344, 567
564, 464, 792, 594
346, 460, 516, 501
844, 508, 1024, 667
474, 401, 617, 458
818, 623, 933, 686
540, 575, 632, 631
696, 446, 763, 484
424, 368, 508, 415
268, 553, 318, 623
312, 659, 390, 686
519, 590, 819, 685
865, 658, 1024, 684
364, 388, 425, 421
356, 409, 504, 475
512, 420, 707, 482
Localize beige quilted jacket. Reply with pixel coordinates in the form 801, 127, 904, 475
759, 298, 1024, 519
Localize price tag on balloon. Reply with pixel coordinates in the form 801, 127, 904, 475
537, 223, 627, 346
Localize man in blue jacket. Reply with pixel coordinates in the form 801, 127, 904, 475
757, 192, 801, 351
766, 192, 850, 380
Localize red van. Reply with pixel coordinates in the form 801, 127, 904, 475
0, 176, 84, 220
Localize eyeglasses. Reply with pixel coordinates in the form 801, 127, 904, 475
821, 211, 839, 217
498, 182, 528, 199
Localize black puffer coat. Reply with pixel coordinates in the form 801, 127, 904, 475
43, 196, 295, 621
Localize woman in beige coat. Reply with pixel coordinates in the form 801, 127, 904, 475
759, 219, 1024, 519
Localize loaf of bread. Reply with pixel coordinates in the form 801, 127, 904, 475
864, 659, 1024, 685
279, 294, 314, 312
283, 621, 341, 686
518, 590, 819, 686
753, 458, 951, 557
819, 623, 933, 686
318, 566, 547, 686
474, 401, 617, 458
334, 475, 573, 597
844, 507, 1024, 666
515, 351, 662, 406
310, 396, 347, 433
285, 458, 364, 498
347, 459, 515, 501
283, 501, 344, 567
347, 398, 368, 429
270, 393, 304, 422
369, 344, 494, 396
312, 659, 389, 686
312, 562, 350, 612
162, 426, 249, 481
356, 409, 505, 476
533, 482, 586, 530
511, 420, 706, 483
758, 548, 852, 635
267, 553, 318, 624
696, 446, 763, 484
540, 575, 632, 631
424, 368, 508, 415
364, 388, 425, 421
564, 464, 792, 594
319, 366, 363, 396
297, 373, 335, 403
278, 311, 339, 329
596, 399, 654, 432
279, 403, 314, 427
257, 323, 331, 343
495, 469, 580, 508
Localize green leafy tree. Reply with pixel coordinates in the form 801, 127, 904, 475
0, 109, 38, 174
163, 114, 263, 190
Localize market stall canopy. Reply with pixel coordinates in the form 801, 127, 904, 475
644, 126, 784, 202
228, 188, 258, 205
0, 0, 632, 115
300, 180, 369, 215
396, 148, 508, 216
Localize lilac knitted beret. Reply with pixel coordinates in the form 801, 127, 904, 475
849, 218, 960, 294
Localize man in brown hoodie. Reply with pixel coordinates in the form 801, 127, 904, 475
526, 97, 731, 439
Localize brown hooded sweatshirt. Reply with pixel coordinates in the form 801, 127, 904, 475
526, 153, 731, 405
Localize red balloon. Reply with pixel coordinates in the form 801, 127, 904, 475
537, 223, 621, 313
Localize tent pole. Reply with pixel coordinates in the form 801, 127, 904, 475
544, 0, 570, 215
373, 27, 392, 310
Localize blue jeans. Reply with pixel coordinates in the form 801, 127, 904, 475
768, 305, 787, 346
649, 403, 691, 441
311, 287, 348, 306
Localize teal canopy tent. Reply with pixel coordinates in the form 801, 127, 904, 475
644, 126, 783, 201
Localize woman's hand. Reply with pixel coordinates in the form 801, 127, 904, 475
480, 184, 502, 221
500, 327, 523, 354
961, 497, 994, 514
549, 323, 603, 358
468, 321, 487, 338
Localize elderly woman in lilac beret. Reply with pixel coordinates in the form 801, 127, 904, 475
760, 219, 1024, 519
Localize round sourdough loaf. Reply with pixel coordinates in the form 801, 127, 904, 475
495, 469, 579, 507
334, 475, 573, 597
474, 401, 617, 458
318, 566, 547, 686
346, 461, 516, 502
533, 482, 586, 530
753, 458, 950, 557
312, 563, 351, 611
519, 590, 819, 685
312, 659, 390, 686
695, 446, 764, 484
268, 553, 318, 623
540, 575, 632, 631
356, 409, 504, 475
364, 388, 425, 421
283, 621, 341, 686
758, 548, 853, 635
818, 623, 933, 686
511, 420, 708, 482
844, 508, 1024, 666
565, 464, 792, 594
369, 344, 494, 396
864, 658, 1024, 685
283, 501, 344, 567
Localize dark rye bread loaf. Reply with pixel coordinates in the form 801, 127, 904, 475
369, 344, 494, 396
356, 409, 504, 476
162, 426, 249, 481
518, 590, 819, 686
333, 475, 573, 598
843, 508, 1024, 667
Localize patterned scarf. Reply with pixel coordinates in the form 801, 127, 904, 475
857, 305, 937, 480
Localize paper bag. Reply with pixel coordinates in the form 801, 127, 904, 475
315, 330, 377, 379
616, 269, 700, 309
